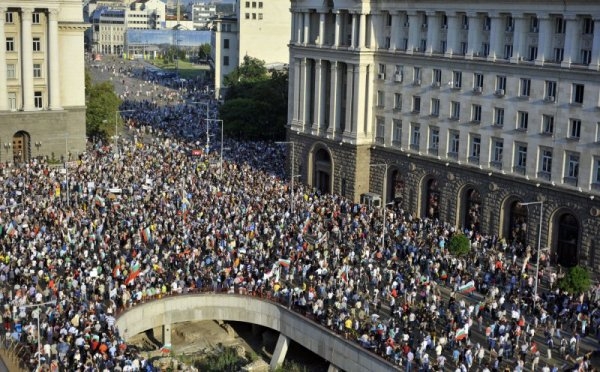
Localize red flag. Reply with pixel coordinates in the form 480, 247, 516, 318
124, 270, 141, 285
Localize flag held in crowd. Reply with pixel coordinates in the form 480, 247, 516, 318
278, 258, 291, 267
455, 327, 468, 341
459, 280, 476, 294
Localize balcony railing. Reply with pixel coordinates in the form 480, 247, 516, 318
537, 171, 551, 181
563, 176, 578, 187
513, 165, 526, 175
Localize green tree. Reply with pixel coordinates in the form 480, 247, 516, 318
85, 69, 122, 140
558, 265, 592, 294
447, 234, 471, 256
220, 56, 287, 140
198, 43, 211, 62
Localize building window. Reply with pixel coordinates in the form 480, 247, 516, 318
6, 64, 15, 79
492, 139, 503, 164
530, 16, 539, 32
450, 101, 460, 120
440, 40, 447, 54
583, 18, 594, 34
517, 111, 529, 130
394, 93, 402, 110
413, 67, 421, 83
572, 84, 584, 104
420, 39, 427, 52
474, 73, 483, 89
540, 148, 553, 174
430, 98, 440, 117
470, 135, 481, 159
252, 13, 257, 20
411, 123, 421, 149
460, 42, 468, 55
378, 63, 386, 75
393, 119, 402, 144
224, 39, 229, 49
471, 104, 482, 123
252, 1, 257, 8
33, 37, 41, 52
376, 117, 385, 143
432, 68, 442, 85
496, 75, 506, 91
34, 91, 42, 108
377, 91, 385, 107
569, 119, 581, 139
452, 71, 462, 88
554, 48, 564, 62
8, 92, 16, 110
449, 131, 460, 155
6, 37, 14, 52
542, 115, 554, 134
528, 46, 538, 61
245, 13, 250, 19
429, 127, 439, 150
516, 144, 527, 168
33, 63, 42, 78
223, 56, 229, 66
504, 44, 513, 59
555, 17, 566, 33
594, 158, 600, 183
566, 153, 579, 179
596, 122, 600, 142
520, 78, 531, 97
581, 49, 592, 65
494, 107, 504, 126
258, 13, 263, 20
545, 81, 557, 101
258, 2, 263, 8
5, 12, 13, 23
245, 2, 250, 8
412, 96, 421, 112
482, 42, 490, 57
32, 12, 40, 24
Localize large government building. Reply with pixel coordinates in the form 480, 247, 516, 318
287, 0, 600, 271
0, 1, 87, 164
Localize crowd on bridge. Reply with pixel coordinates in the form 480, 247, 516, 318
0, 58, 598, 372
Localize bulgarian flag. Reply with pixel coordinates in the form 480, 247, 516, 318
5, 223, 16, 238
140, 227, 152, 243
278, 258, 291, 267
455, 327, 468, 341
459, 280, 476, 294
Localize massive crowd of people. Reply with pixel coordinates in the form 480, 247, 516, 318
0, 58, 598, 372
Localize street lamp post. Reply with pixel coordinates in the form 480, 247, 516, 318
370, 163, 389, 252
189, 101, 211, 155
519, 201, 544, 310
275, 142, 297, 215
206, 119, 228, 178
21, 300, 56, 371
115, 110, 135, 155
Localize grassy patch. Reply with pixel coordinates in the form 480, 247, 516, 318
148, 58, 210, 79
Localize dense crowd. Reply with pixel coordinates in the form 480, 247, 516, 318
0, 59, 598, 372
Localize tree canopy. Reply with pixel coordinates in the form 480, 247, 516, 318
85, 69, 122, 141
558, 265, 592, 294
219, 56, 287, 141
447, 234, 471, 256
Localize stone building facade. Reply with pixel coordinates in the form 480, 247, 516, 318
0, 1, 88, 163
287, 0, 600, 271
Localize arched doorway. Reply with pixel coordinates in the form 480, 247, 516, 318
423, 178, 440, 220
390, 169, 405, 205
506, 200, 528, 247
12, 131, 30, 165
463, 187, 482, 232
313, 148, 332, 194
555, 213, 579, 267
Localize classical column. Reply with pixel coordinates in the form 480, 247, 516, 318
299, 59, 309, 129
358, 13, 366, 49
589, 18, 600, 70
327, 62, 340, 138
425, 11, 440, 55
312, 60, 323, 134
21, 7, 35, 111
487, 13, 503, 61
350, 13, 357, 49
561, 16, 580, 68
343, 64, 354, 135
269, 334, 290, 371
334, 11, 341, 48
406, 11, 419, 54
295, 12, 303, 44
466, 12, 482, 59
318, 12, 325, 46
48, 9, 62, 110
303, 12, 310, 45
445, 12, 459, 57
510, 15, 526, 63
390, 11, 401, 50
0, 7, 7, 111
289, 59, 300, 127
535, 14, 552, 66
351, 64, 367, 137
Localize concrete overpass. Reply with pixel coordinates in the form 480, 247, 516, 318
115, 294, 398, 371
